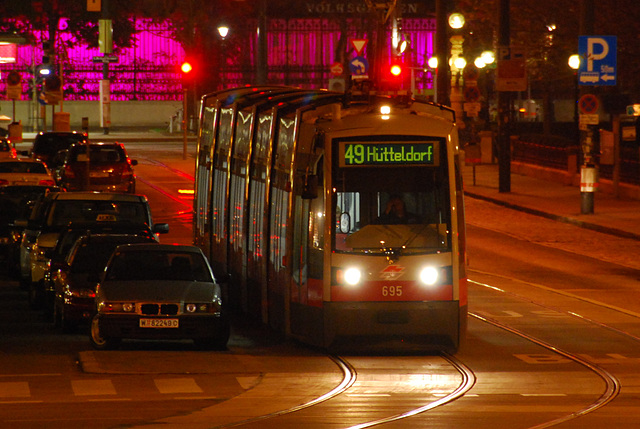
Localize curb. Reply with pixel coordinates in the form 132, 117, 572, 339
465, 191, 640, 242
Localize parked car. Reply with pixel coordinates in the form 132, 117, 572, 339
0, 159, 56, 186
28, 131, 87, 168
55, 142, 137, 193
0, 184, 62, 276
16, 191, 169, 306
51, 233, 158, 332
42, 220, 159, 318
0, 137, 17, 159
90, 244, 229, 350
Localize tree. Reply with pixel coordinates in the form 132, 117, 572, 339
457, 0, 640, 126
140, 0, 256, 95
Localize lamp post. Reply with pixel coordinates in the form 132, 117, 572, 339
217, 25, 229, 90
448, 13, 466, 120
568, 54, 580, 138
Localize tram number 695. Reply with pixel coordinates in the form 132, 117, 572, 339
382, 285, 403, 297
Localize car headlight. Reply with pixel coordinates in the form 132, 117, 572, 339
419, 266, 439, 286
185, 302, 221, 314
99, 302, 136, 313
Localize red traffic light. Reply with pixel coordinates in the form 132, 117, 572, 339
181, 61, 193, 74
390, 64, 402, 77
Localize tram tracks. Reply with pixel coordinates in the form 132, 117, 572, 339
468, 274, 628, 428
206, 353, 475, 429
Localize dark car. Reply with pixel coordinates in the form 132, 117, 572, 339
29, 131, 88, 168
17, 191, 169, 306
51, 233, 158, 332
90, 244, 229, 350
43, 220, 159, 317
0, 185, 62, 276
56, 142, 137, 193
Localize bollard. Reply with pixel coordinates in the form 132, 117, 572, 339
580, 165, 598, 214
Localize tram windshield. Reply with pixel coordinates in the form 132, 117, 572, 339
333, 164, 452, 255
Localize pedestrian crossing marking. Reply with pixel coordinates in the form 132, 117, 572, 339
154, 378, 203, 394
72, 379, 117, 396
0, 381, 30, 397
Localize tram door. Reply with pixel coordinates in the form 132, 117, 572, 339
194, 104, 216, 259
246, 112, 274, 324
267, 115, 296, 332
289, 159, 325, 342
209, 107, 235, 277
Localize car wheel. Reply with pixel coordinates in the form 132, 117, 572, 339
89, 314, 119, 350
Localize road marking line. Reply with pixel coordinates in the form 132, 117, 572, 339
72, 379, 117, 396
154, 378, 203, 394
0, 381, 30, 398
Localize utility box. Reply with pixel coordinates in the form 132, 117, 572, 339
53, 112, 71, 132
479, 130, 494, 164
8, 121, 22, 142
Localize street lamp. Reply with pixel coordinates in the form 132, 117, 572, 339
568, 54, 580, 139
217, 25, 229, 90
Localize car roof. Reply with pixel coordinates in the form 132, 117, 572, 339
45, 191, 146, 202
76, 233, 156, 244
114, 243, 202, 253
0, 159, 46, 164
63, 220, 153, 232
35, 131, 87, 138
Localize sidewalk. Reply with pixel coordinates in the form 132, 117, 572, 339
463, 162, 640, 241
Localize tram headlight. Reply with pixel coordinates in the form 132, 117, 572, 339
419, 266, 439, 286
343, 267, 362, 286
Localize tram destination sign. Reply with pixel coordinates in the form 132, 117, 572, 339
339, 141, 438, 167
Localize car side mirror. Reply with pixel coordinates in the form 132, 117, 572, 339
130, 159, 138, 166
153, 223, 169, 234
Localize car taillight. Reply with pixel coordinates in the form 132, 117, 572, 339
39, 179, 56, 186
0, 179, 8, 185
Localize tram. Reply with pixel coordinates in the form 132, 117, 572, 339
193, 85, 467, 352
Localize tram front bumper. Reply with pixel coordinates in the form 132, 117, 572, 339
324, 300, 465, 353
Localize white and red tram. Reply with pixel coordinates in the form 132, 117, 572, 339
194, 86, 467, 352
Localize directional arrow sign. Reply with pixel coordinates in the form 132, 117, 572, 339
349, 56, 368, 75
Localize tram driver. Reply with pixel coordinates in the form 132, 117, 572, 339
376, 194, 420, 225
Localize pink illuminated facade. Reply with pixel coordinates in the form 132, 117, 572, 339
1, 15, 436, 101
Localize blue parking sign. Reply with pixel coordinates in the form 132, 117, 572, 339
578, 36, 616, 86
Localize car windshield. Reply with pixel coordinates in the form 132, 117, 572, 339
70, 146, 123, 164
0, 162, 47, 174
33, 134, 86, 156
105, 250, 213, 282
333, 163, 452, 255
70, 237, 153, 274
47, 201, 149, 227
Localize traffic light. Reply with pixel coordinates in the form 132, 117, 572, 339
383, 60, 406, 91
180, 60, 195, 86
390, 63, 402, 78
181, 61, 193, 74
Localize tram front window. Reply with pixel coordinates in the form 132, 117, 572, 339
333, 167, 451, 254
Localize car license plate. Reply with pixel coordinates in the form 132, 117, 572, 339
90, 172, 111, 177
140, 318, 179, 328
